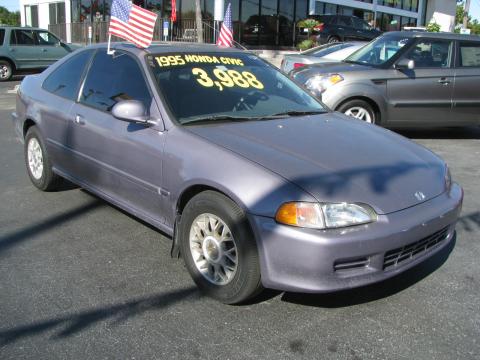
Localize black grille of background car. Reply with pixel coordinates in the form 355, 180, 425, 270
383, 227, 450, 270
333, 257, 369, 273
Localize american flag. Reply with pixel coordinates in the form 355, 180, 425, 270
109, 0, 158, 48
216, 3, 233, 47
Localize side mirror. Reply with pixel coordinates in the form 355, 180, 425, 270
395, 58, 415, 70
112, 100, 152, 125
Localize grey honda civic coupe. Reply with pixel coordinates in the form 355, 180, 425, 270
12, 43, 463, 304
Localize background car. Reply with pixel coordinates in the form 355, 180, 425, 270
297, 15, 381, 45
290, 31, 480, 127
280, 41, 366, 74
0, 26, 81, 81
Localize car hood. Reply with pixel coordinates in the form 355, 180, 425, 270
186, 113, 446, 215
291, 62, 373, 81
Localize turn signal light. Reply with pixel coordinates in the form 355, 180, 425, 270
293, 63, 306, 69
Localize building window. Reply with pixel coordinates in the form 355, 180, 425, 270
49, 2, 66, 25
25, 5, 39, 27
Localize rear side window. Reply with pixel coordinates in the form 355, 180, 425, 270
10, 29, 36, 45
458, 41, 480, 67
0, 29, 5, 46
80, 51, 152, 112
42, 50, 94, 100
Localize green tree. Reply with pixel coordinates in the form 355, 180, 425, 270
455, 3, 480, 34
0, 6, 20, 25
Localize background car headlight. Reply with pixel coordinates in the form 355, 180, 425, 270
275, 202, 377, 229
304, 74, 343, 95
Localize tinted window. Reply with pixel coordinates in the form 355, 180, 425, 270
459, 41, 480, 67
0, 29, 5, 46
43, 50, 93, 100
11, 30, 36, 45
35, 31, 60, 46
336, 17, 352, 27
404, 39, 452, 68
80, 51, 152, 112
352, 18, 371, 30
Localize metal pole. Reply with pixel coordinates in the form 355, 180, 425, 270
463, 0, 471, 29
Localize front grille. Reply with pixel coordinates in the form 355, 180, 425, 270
383, 227, 450, 270
334, 257, 369, 273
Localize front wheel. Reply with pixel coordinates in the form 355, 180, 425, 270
338, 99, 377, 124
179, 191, 263, 304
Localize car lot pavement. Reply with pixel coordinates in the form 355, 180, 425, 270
0, 78, 479, 359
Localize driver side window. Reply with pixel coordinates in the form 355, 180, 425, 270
403, 39, 452, 68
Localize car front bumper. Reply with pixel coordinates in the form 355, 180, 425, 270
249, 183, 463, 293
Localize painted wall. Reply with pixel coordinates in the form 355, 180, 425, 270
424, 0, 456, 31
19, 0, 72, 41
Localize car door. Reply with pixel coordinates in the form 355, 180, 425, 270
7, 29, 42, 69
40, 49, 95, 172
386, 38, 454, 124
34, 30, 70, 65
452, 40, 480, 124
68, 50, 167, 224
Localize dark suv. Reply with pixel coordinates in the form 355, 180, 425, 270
298, 15, 381, 45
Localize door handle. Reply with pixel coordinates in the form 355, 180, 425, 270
41, 48, 47, 52
9, 48, 15, 52
438, 78, 450, 85
74, 114, 85, 125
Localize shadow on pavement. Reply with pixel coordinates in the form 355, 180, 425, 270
0, 286, 200, 346
395, 126, 480, 140
280, 234, 456, 308
0, 199, 103, 256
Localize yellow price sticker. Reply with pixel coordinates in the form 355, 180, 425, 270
191, 67, 264, 91
155, 54, 245, 67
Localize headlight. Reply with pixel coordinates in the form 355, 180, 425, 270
275, 202, 377, 229
305, 74, 343, 95
445, 165, 452, 190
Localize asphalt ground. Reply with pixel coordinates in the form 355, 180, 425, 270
0, 78, 479, 360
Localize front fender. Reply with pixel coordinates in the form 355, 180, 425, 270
322, 82, 388, 122
163, 127, 317, 226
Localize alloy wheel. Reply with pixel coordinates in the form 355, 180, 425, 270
344, 106, 373, 123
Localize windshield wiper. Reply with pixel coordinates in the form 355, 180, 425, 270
181, 115, 260, 125
262, 110, 327, 119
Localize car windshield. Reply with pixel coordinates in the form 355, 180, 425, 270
344, 35, 411, 66
148, 52, 326, 124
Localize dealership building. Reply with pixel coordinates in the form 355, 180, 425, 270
19, 0, 457, 46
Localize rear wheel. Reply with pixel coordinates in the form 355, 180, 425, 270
0, 60, 13, 82
327, 36, 340, 43
24, 126, 63, 191
338, 99, 377, 124
179, 191, 263, 304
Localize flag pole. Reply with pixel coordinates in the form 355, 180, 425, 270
107, 34, 115, 55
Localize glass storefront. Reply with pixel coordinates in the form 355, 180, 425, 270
70, 0, 419, 47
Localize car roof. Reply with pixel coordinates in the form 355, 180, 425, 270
384, 31, 480, 42
84, 41, 246, 56
0, 26, 48, 31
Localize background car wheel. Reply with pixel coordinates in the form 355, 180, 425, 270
338, 99, 377, 124
24, 126, 63, 191
0, 60, 13, 82
179, 191, 263, 304
327, 36, 340, 43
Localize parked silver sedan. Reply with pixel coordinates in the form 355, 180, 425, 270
12, 43, 463, 304
281, 42, 366, 74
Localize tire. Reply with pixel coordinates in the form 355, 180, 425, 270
337, 99, 377, 124
24, 126, 63, 191
0, 60, 13, 82
179, 191, 263, 304
327, 36, 340, 44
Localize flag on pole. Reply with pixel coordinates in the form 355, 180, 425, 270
171, 0, 177, 22
216, 3, 233, 47
108, 0, 158, 49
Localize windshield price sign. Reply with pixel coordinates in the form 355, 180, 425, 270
155, 54, 244, 67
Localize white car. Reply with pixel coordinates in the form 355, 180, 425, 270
281, 42, 366, 74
